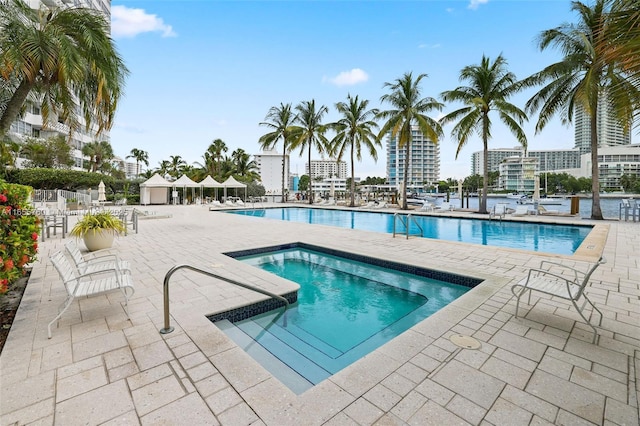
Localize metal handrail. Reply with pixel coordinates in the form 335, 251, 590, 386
392, 213, 424, 239
160, 264, 290, 334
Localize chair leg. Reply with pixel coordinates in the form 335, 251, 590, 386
48, 296, 75, 339
570, 296, 600, 344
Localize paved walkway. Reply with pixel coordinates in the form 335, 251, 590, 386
1, 204, 638, 425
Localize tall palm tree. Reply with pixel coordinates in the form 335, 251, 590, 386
378, 72, 443, 210
330, 94, 380, 207
126, 148, 149, 176
291, 100, 329, 205
441, 55, 528, 214
525, 0, 640, 219
0, 0, 128, 135
207, 139, 227, 178
259, 103, 295, 203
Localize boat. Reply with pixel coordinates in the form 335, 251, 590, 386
516, 197, 566, 206
506, 193, 527, 200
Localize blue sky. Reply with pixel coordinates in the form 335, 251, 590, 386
109, 0, 597, 179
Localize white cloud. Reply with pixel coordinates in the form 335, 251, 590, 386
468, 0, 489, 10
111, 6, 177, 38
418, 43, 441, 49
324, 68, 369, 87
446, 7, 455, 13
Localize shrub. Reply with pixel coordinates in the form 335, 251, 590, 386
0, 179, 40, 294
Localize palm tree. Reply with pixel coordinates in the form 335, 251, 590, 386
259, 103, 295, 203
167, 155, 187, 179
207, 139, 228, 178
0, 0, 128, 135
126, 148, 149, 176
330, 94, 380, 207
378, 72, 443, 210
231, 149, 259, 180
82, 141, 114, 173
291, 100, 329, 205
525, 0, 640, 220
440, 55, 528, 214
156, 160, 171, 179
607, 0, 640, 109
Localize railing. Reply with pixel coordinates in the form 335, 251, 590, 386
160, 264, 290, 334
392, 213, 424, 239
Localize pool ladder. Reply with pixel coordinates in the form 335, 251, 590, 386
392, 213, 424, 239
160, 264, 290, 334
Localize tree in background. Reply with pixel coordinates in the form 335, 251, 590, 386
378, 72, 443, 210
291, 100, 329, 204
330, 94, 380, 207
0, 0, 128, 135
126, 148, 149, 176
21, 136, 74, 168
259, 103, 296, 203
441, 55, 528, 214
82, 141, 114, 173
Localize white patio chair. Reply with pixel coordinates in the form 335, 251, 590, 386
48, 250, 135, 338
513, 205, 531, 216
511, 256, 605, 343
490, 204, 507, 219
65, 240, 131, 275
420, 201, 435, 212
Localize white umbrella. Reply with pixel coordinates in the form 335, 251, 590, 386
458, 179, 463, 207
98, 181, 106, 202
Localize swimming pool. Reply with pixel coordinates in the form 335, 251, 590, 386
214, 243, 479, 393
226, 207, 592, 255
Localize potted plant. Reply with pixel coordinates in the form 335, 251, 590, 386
70, 211, 126, 251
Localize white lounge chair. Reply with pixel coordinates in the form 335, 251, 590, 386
360, 201, 376, 208
490, 203, 507, 219
48, 250, 135, 338
420, 201, 435, 212
511, 256, 605, 343
235, 199, 245, 207
225, 199, 235, 206
436, 201, 452, 211
513, 205, 531, 216
373, 202, 387, 209
65, 240, 131, 275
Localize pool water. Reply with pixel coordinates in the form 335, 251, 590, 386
218, 246, 473, 393
227, 207, 592, 255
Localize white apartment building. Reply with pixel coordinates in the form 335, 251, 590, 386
578, 144, 640, 191
7, 0, 118, 172
254, 149, 290, 195
574, 92, 631, 155
306, 159, 347, 179
471, 147, 580, 175
386, 126, 440, 189
497, 157, 538, 192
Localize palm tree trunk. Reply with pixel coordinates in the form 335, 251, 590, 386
590, 109, 603, 219
350, 143, 356, 207
402, 142, 410, 210
281, 143, 286, 203
480, 116, 489, 214
0, 80, 35, 135
308, 142, 313, 205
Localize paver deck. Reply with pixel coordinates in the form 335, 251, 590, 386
1, 203, 638, 425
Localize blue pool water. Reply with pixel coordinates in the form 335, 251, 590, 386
226, 207, 592, 255
218, 245, 474, 393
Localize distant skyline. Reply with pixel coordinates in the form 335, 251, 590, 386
108, 0, 634, 180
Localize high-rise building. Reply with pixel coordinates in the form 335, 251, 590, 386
7, 0, 113, 171
574, 92, 631, 155
254, 149, 289, 195
386, 126, 440, 188
306, 159, 347, 179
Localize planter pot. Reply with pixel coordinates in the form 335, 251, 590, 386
82, 229, 116, 252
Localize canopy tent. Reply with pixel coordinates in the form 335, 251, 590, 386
222, 176, 247, 201
140, 173, 172, 205
173, 175, 200, 204
199, 176, 224, 201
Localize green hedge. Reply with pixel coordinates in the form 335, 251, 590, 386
4, 168, 114, 190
